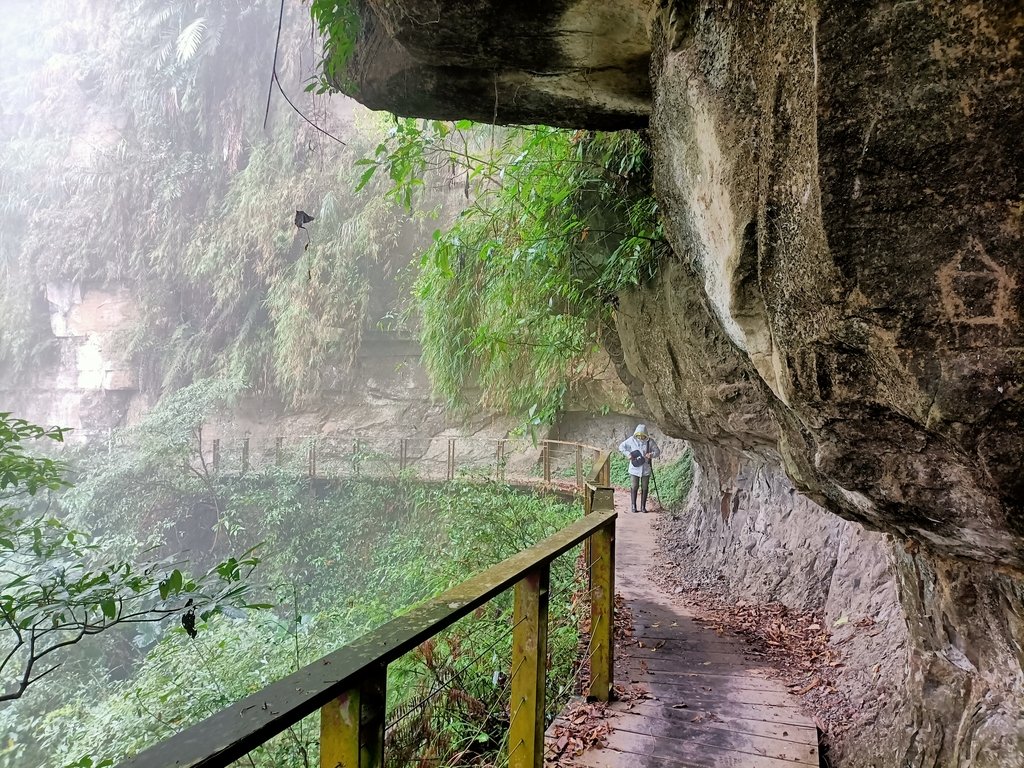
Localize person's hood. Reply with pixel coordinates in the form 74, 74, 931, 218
633, 424, 648, 438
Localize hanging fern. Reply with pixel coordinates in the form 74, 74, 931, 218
175, 16, 207, 64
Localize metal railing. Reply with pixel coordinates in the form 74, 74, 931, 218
117, 452, 616, 768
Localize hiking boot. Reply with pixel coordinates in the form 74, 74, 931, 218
630, 507, 637, 514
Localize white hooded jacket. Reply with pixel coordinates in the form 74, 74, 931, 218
618, 424, 661, 477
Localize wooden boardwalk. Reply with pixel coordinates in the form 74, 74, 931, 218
550, 489, 820, 768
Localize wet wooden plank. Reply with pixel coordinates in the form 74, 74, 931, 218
606, 711, 818, 765
624, 661, 783, 692
554, 491, 820, 768
577, 729, 815, 768
607, 700, 818, 745
625, 676, 801, 709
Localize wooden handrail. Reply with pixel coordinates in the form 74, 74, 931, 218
588, 449, 612, 486
117, 505, 617, 768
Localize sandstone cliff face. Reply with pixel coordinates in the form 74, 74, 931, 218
340, 1, 1024, 764
643, 1, 1023, 570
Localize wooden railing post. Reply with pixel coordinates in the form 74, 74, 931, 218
399, 438, 407, 471
583, 484, 594, 579
509, 564, 550, 768
211, 439, 220, 473
320, 666, 386, 768
589, 491, 616, 702
542, 441, 551, 484
575, 444, 583, 490
276, 436, 284, 467
241, 438, 250, 473
447, 438, 456, 481
309, 439, 317, 479
496, 439, 506, 482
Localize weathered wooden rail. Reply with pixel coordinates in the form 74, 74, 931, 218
117, 452, 616, 768
196, 434, 605, 490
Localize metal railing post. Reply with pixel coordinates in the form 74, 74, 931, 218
309, 439, 317, 479
276, 437, 283, 467
447, 438, 455, 481
542, 441, 551, 484
320, 666, 386, 768
509, 563, 550, 768
575, 444, 583, 490
589, 491, 616, 702
400, 438, 407, 471
211, 439, 220, 473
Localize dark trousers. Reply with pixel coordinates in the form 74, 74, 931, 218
630, 474, 650, 512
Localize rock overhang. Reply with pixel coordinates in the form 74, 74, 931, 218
334, 0, 1024, 570
341, 0, 656, 129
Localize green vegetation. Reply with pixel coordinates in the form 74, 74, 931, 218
20, 476, 583, 768
0, 390, 587, 768
0, 1, 441, 401
0, 411, 259, 709
309, 1, 361, 94
357, 120, 667, 425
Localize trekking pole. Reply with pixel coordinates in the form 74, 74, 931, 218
649, 457, 662, 509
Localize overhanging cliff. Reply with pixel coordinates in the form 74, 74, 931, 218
335, 1, 1024, 765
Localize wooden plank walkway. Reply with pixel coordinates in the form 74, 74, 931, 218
549, 489, 820, 768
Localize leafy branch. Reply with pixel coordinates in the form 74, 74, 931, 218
0, 412, 263, 702
350, 120, 668, 424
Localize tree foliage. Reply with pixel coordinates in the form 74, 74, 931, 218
356, 120, 668, 423
0, 412, 260, 704
32, 479, 582, 768
0, 0, 440, 402
309, 1, 361, 94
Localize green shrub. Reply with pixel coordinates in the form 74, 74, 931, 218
38, 480, 585, 768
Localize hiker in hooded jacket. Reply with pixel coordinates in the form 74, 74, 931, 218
618, 424, 661, 513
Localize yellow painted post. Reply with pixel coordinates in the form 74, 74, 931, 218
583, 484, 594, 582
320, 666, 386, 768
509, 564, 550, 768
589, 500, 615, 702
